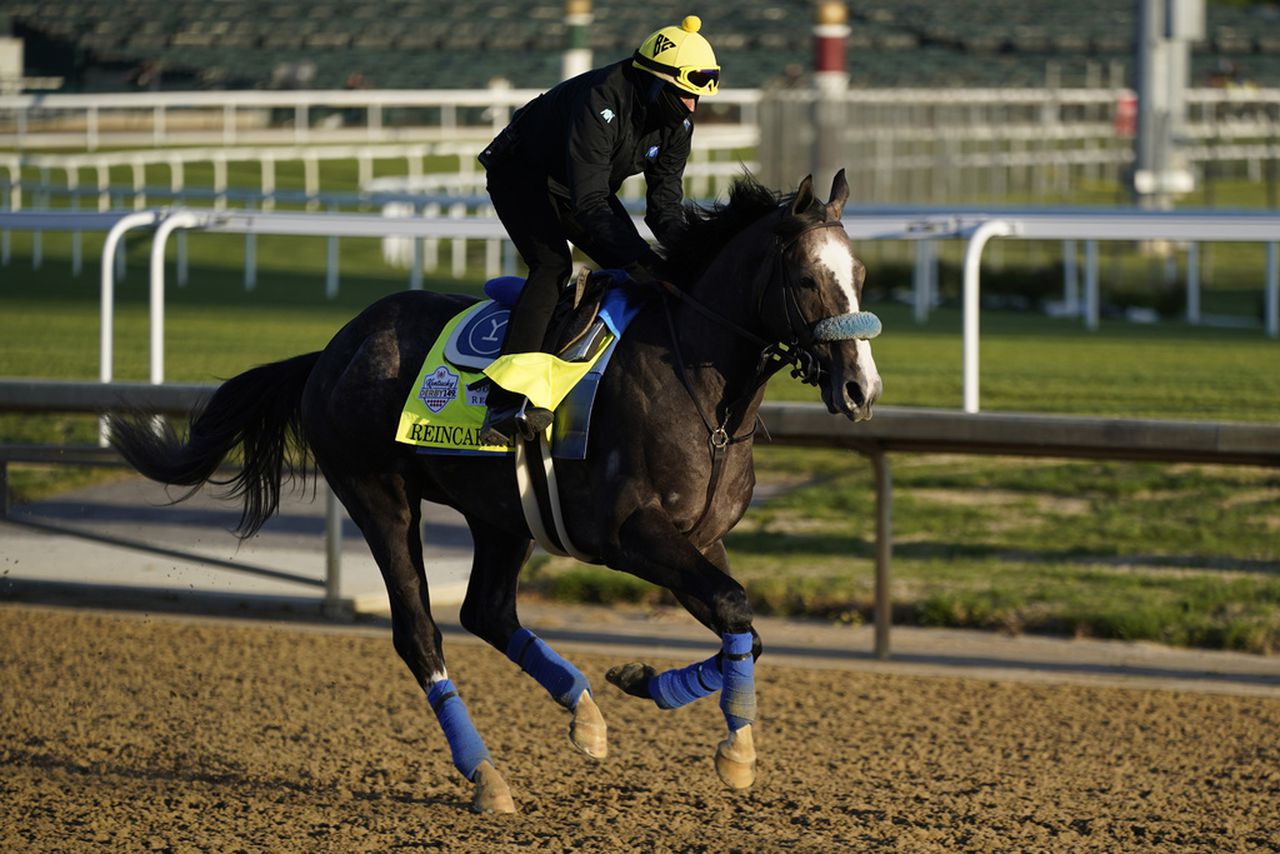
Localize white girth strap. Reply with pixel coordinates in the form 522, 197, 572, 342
514, 428, 594, 562
514, 436, 565, 556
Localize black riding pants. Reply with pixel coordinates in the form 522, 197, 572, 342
485, 161, 635, 356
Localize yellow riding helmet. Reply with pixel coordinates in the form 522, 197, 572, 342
632, 15, 720, 97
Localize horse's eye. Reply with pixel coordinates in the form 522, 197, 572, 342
799, 276, 817, 289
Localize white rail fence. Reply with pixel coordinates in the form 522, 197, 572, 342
0, 147, 758, 284
1, 206, 1276, 422
0, 87, 763, 150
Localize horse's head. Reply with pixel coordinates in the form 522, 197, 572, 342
765, 170, 882, 422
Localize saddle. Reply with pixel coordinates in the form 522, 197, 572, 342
512, 266, 621, 363
400, 267, 646, 462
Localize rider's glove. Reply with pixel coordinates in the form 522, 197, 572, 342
623, 259, 667, 291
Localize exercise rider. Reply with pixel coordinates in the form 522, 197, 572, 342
477, 15, 721, 445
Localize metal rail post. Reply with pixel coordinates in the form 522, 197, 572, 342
148, 211, 205, 385
2, 159, 18, 265
326, 202, 340, 298
962, 219, 1015, 414
1083, 239, 1100, 330
872, 450, 892, 660
410, 203, 423, 289
99, 210, 161, 443
67, 167, 82, 276
244, 200, 257, 291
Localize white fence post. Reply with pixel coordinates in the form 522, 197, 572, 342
244, 201, 258, 291
149, 212, 203, 386
131, 160, 146, 210
304, 156, 320, 211
424, 202, 440, 271
410, 204, 424, 290
32, 168, 46, 271
913, 238, 931, 323
99, 211, 161, 443
213, 156, 228, 210
326, 203, 340, 298
1084, 239, 1100, 331
171, 158, 188, 286
450, 202, 466, 279
962, 220, 1015, 414
67, 167, 82, 276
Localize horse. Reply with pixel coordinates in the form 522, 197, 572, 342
110, 169, 882, 813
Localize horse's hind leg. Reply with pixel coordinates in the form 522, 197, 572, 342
323, 470, 515, 813
458, 516, 607, 759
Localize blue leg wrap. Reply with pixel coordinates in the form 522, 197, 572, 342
427, 679, 491, 781
506, 627, 590, 709
719, 632, 757, 732
647, 654, 723, 710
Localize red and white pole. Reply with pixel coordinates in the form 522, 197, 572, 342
813, 0, 850, 95
812, 0, 850, 189
562, 0, 593, 81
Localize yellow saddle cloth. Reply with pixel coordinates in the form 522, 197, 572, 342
396, 301, 612, 454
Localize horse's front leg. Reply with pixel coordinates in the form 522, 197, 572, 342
601, 508, 760, 790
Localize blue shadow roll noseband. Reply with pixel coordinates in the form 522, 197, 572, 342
811, 310, 882, 342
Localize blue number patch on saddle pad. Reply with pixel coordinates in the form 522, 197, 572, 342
443, 300, 510, 372
396, 272, 648, 459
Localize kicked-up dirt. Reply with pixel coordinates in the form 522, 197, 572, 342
2, 605, 1278, 852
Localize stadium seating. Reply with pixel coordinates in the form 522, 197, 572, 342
8, 0, 1280, 92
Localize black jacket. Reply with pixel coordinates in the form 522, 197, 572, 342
480, 60, 692, 268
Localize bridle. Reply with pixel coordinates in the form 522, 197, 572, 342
655, 215, 881, 540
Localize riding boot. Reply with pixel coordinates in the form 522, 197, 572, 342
479, 383, 553, 445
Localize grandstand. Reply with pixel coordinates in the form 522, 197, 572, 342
5, 0, 1280, 93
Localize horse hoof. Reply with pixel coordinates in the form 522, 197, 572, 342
569, 690, 608, 759
714, 725, 756, 790
606, 662, 656, 699
470, 761, 516, 814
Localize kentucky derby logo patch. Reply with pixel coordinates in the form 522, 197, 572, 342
417, 365, 459, 413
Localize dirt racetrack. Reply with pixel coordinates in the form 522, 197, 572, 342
2, 605, 1278, 852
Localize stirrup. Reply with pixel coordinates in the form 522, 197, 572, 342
480, 398, 552, 445
515, 405, 553, 440
479, 401, 521, 446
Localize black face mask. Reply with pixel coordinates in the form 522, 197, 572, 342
644, 81, 693, 130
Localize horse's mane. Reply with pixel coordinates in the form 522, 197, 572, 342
658, 174, 821, 289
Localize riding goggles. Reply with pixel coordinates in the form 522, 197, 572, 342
675, 66, 720, 96
634, 52, 721, 97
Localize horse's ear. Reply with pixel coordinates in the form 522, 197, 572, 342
790, 174, 815, 215
826, 168, 849, 218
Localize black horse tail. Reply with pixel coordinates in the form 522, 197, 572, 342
109, 351, 321, 539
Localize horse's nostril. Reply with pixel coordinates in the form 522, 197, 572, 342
846, 381, 865, 408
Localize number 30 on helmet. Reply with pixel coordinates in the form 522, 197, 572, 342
633, 16, 720, 97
